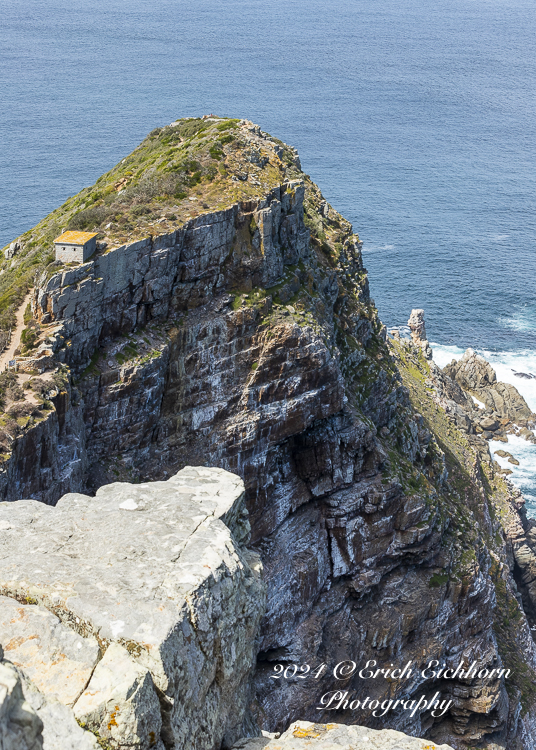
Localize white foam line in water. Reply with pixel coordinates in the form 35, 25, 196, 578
430, 343, 465, 369
361, 244, 395, 253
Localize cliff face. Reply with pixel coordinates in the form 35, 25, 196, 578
2, 118, 536, 748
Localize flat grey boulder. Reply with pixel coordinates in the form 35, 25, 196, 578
0, 466, 266, 750
233, 721, 455, 750
480, 417, 499, 431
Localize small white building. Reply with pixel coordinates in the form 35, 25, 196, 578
54, 231, 98, 263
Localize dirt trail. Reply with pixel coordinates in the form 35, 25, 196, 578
0, 291, 33, 372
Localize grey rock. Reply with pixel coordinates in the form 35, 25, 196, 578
3, 125, 535, 748
74, 642, 163, 749
407, 309, 432, 360
4, 242, 19, 261
0, 660, 43, 750
0, 467, 266, 750
19, 668, 99, 750
0, 596, 99, 706
444, 349, 532, 421
233, 721, 455, 750
480, 417, 499, 431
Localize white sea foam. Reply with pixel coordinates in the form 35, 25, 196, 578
479, 349, 536, 412
431, 341, 536, 516
361, 244, 395, 253
431, 343, 536, 412
499, 306, 536, 333
489, 435, 536, 509
429, 343, 465, 369
470, 394, 486, 409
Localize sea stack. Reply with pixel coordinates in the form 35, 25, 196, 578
407, 308, 433, 359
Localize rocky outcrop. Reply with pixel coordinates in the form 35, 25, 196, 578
233, 721, 455, 750
444, 349, 533, 422
2, 122, 536, 747
4, 241, 20, 260
408, 309, 432, 359
0, 467, 265, 750
30, 182, 309, 369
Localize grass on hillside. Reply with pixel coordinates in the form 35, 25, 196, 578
0, 116, 301, 334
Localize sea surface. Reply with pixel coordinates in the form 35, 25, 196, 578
1, 0, 536, 507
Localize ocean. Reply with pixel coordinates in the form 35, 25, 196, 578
1, 0, 536, 508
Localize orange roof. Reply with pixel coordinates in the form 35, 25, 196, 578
54, 231, 98, 245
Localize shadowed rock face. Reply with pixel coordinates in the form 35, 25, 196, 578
2, 123, 536, 747
0, 655, 99, 750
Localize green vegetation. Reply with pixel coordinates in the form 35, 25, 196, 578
429, 571, 449, 588
81, 349, 101, 378
492, 557, 536, 710
0, 115, 295, 340
20, 326, 39, 352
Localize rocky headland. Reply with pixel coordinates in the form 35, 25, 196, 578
1, 117, 536, 749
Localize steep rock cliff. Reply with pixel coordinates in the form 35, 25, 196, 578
1, 118, 536, 748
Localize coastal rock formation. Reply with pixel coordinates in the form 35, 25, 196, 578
0, 467, 265, 750
444, 349, 533, 422
233, 721, 455, 750
4, 241, 19, 260
1, 119, 536, 748
407, 308, 432, 359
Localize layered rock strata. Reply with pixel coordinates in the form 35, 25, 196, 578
1, 121, 536, 747
0, 467, 265, 750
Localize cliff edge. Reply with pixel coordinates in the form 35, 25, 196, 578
1, 117, 536, 748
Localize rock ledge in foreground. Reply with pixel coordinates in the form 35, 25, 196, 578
234, 721, 454, 750
0, 466, 265, 750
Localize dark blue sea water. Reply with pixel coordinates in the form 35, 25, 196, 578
2, 0, 536, 502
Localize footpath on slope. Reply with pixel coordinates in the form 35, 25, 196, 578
0, 291, 33, 372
